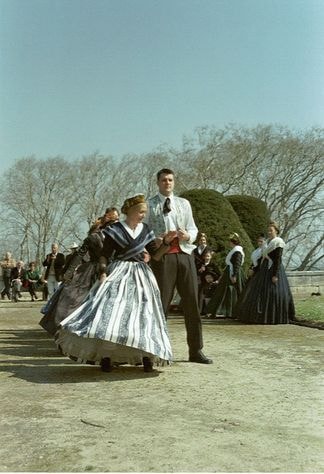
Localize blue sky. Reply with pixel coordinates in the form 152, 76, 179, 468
0, 0, 323, 174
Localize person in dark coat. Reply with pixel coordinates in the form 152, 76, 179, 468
196, 247, 220, 315
235, 222, 295, 324
39, 208, 120, 336
206, 233, 246, 319
42, 243, 65, 299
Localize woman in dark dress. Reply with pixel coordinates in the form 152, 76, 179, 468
206, 233, 245, 318
56, 195, 175, 372
247, 233, 266, 279
235, 222, 295, 324
39, 209, 119, 335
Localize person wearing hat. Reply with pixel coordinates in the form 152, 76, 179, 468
39, 214, 113, 336
206, 232, 246, 319
56, 195, 175, 373
62, 242, 79, 274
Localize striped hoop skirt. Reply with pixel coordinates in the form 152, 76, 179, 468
56, 260, 173, 366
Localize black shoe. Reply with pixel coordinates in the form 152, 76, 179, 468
100, 357, 112, 372
143, 356, 154, 372
189, 350, 213, 364
18, 292, 22, 298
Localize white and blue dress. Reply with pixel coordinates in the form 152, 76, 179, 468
56, 221, 172, 366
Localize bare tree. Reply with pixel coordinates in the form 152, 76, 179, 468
0, 156, 80, 262
175, 124, 324, 269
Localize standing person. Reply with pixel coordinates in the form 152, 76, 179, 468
193, 232, 208, 270
235, 222, 295, 324
196, 247, 220, 315
1, 252, 16, 300
206, 233, 245, 319
24, 261, 41, 301
56, 195, 174, 372
248, 233, 267, 278
146, 168, 213, 364
62, 242, 79, 274
10, 260, 25, 302
42, 243, 65, 298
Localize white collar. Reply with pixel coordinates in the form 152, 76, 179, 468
121, 220, 143, 238
158, 192, 174, 203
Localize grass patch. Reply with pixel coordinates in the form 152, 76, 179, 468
294, 295, 324, 323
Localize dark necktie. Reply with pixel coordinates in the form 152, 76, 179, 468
163, 197, 171, 215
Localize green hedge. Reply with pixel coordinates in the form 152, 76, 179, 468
181, 189, 253, 271
226, 194, 270, 244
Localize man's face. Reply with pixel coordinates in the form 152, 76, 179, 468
52, 244, 58, 254
157, 173, 174, 196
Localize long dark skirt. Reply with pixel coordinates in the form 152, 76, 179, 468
206, 266, 245, 318
39, 261, 97, 336
234, 260, 295, 324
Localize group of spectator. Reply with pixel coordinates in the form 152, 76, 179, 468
192, 224, 295, 325
0, 243, 78, 303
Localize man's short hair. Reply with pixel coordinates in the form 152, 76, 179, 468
156, 168, 174, 180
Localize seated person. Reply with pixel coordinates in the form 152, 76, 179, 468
24, 261, 42, 302
200, 272, 219, 316
10, 260, 25, 302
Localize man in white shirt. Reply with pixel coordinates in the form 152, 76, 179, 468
146, 168, 213, 364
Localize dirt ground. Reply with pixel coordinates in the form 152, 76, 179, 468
0, 298, 323, 473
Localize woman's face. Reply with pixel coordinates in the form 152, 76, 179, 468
127, 204, 147, 224
268, 226, 278, 239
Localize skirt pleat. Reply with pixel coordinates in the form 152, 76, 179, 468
56, 261, 172, 365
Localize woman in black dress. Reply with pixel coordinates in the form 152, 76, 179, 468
39, 209, 119, 335
206, 233, 245, 318
235, 222, 295, 324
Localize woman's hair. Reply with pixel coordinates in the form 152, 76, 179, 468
121, 194, 146, 215
88, 217, 102, 234
105, 206, 119, 215
229, 232, 240, 245
269, 220, 280, 234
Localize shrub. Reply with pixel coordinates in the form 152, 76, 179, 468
226, 195, 270, 244
180, 189, 253, 271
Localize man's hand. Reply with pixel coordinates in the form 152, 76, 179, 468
163, 230, 178, 244
177, 228, 190, 242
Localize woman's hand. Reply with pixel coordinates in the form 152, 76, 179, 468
272, 276, 278, 284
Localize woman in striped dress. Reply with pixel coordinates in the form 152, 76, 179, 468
56, 195, 175, 372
